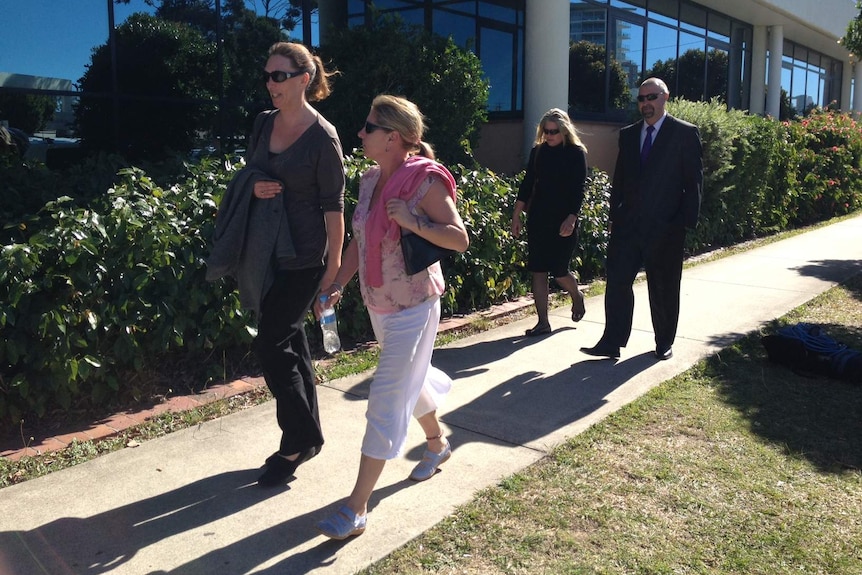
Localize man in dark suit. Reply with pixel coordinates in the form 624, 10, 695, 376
581, 77, 702, 360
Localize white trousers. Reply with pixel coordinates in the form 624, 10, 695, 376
362, 296, 453, 460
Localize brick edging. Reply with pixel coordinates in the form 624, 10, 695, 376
1, 296, 538, 462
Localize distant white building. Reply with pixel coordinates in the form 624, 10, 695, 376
0, 73, 77, 137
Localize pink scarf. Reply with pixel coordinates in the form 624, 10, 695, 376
364, 155, 457, 287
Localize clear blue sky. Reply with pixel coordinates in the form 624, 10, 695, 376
0, 1, 157, 84
0, 1, 313, 87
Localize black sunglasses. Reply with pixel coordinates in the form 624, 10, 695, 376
262, 69, 306, 83
543, 128, 560, 135
637, 92, 663, 102
364, 120, 392, 134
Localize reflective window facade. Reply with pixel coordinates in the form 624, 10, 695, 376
780, 40, 844, 114
346, 0, 526, 116
569, 0, 753, 119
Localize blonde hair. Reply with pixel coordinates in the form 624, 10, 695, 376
268, 42, 338, 102
370, 94, 436, 159
533, 108, 587, 152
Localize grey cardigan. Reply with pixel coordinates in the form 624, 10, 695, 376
205, 165, 295, 313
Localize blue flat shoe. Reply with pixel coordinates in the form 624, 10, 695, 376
409, 440, 452, 481
316, 505, 367, 540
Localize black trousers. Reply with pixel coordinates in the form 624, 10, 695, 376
601, 225, 685, 350
253, 266, 324, 456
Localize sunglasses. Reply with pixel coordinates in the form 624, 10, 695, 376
543, 128, 560, 135
262, 69, 306, 83
637, 92, 663, 102
364, 120, 392, 134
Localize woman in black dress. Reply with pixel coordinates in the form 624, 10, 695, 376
511, 108, 588, 336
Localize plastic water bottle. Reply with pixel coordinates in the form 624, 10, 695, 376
319, 295, 341, 354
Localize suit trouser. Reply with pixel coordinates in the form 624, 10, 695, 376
253, 266, 325, 456
602, 225, 685, 350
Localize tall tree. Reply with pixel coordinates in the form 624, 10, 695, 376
841, 1, 862, 57
75, 13, 218, 160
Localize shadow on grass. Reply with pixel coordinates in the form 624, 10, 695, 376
706, 275, 862, 473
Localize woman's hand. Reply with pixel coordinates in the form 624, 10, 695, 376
559, 215, 577, 237
384, 198, 415, 230
313, 282, 343, 319
253, 179, 283, 199
511, 217, 523, 238
511, 199, 526, 238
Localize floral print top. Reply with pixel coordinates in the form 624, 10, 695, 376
354, 166, 446, 314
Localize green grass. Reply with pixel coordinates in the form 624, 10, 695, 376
358, 274, 862, 575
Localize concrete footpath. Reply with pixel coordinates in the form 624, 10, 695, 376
1, 214, 861, 575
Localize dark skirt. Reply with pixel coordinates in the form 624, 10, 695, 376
526, 217, 577, 277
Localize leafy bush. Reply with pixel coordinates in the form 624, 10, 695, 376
785, 109, 862, 225
1, 159, 252, 426
75, 13, 218, 161
576, 168, 612, 280
668, 100, 862, 254
4, 100, 862, 431
0, 155, 547, 429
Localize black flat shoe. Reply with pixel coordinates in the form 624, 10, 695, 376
257, 446, 319, 487
580, 343, 620, 358
525, 324, 552, 337
655, 346, 673, 360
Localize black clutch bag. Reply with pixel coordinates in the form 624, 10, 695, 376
400, 229, 455, 275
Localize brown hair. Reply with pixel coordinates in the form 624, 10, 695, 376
371, 94, 436, 159
268, 42, 338, 102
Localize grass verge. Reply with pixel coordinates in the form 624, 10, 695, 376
357, 273, 862, 575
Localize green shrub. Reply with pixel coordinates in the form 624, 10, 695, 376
0, 159, 251, 426
785, 109, 862, 224
4, 100, 861, 431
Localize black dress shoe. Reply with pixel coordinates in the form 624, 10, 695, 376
655, 346, 673, 360
580, 343, 620, 358
257, 446, 320, 487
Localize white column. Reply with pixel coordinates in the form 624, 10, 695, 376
766, 25, 783, 118
523, 0, 570, 165
854, 61, 862, 114
750, 25, 767, 115
841, 60, 854, 112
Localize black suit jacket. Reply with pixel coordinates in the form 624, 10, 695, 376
609, 114, 703, 237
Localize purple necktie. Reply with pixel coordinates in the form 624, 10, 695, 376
641, 125, 654, 166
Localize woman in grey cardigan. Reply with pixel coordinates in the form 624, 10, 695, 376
209, 41, 345, 486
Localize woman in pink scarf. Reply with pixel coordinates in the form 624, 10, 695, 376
315, 95, 469, 540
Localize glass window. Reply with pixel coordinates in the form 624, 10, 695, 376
648, 0, 678, 27
479, 1, 516, 21
434, 8, 477, 50
679, 2, 706, 35
677, 31, 705, 100
707, 13, 730, 43
646, 21, 678, 75
371, 0, 417, 9
612, 17, 644, 108
706, 45, 728, 100
570, 1, 608, 46
611, 0, 645, 17
481, 25, 515, 112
